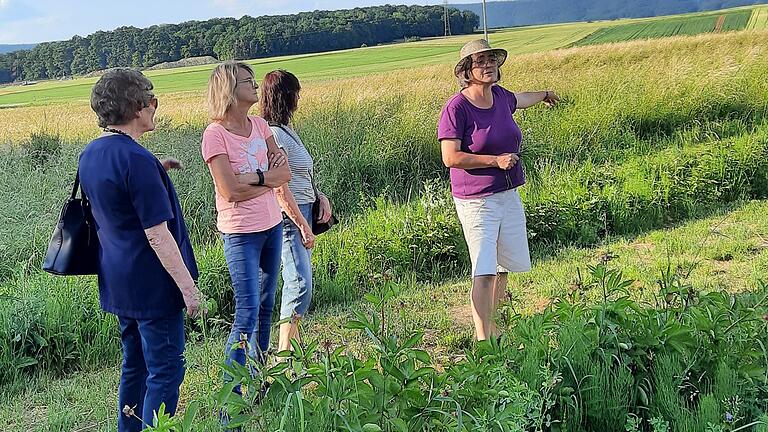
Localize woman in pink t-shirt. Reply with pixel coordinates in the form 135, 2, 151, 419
201, 61, 291, 386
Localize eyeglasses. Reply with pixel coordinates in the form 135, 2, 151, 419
237, 77, 258, 89
472, 56, 499, 68
144, 94, 158, 109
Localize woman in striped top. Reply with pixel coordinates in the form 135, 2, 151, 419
260, 69, 333, 352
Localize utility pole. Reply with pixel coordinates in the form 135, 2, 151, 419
443, 0, 452, 36
482, 0, 489, 41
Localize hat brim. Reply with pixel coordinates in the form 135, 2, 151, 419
454, 48, 508, 77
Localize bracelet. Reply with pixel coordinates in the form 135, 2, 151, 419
256, 169, 265, 186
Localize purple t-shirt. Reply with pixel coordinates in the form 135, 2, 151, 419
437, 85, 525, 199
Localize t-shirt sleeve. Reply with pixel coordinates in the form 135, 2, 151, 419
253, 116, 275, 141
126, 151, 174, 229
201, 126, 227, 163
437, 98, 465, 141
269, 126, 285, 149
502, 87, 518, 115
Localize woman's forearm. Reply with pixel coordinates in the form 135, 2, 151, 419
144, 222, 197, 297
515, 91, 548, 109
229, 184, 271, 202
443, 150, 500, 170
276, 184, 311, 230
263, 162, 291, 187
237, 164, 291, 189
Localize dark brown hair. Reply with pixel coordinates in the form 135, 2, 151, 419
455, 55, 502, 88
259, 70, 301, 126
90, 68, 154, 127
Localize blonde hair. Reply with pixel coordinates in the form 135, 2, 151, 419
206, 61, 254, 120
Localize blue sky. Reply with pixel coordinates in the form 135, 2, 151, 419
0, 0, 458, 44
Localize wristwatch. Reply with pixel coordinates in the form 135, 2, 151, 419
255, 169, 265, 186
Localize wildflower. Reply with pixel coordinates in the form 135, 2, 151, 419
122, 405, 135, 417
725, 412, 734, 423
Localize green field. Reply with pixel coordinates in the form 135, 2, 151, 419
747, 5, 768, 29
574, 9, 753, 46
2, 6, 768, 432
0, 23, 600, 107
2, 4, 766, 108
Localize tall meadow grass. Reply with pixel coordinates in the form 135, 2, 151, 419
1, 30, 768, 392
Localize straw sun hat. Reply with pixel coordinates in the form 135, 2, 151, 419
453, 39, 508, 77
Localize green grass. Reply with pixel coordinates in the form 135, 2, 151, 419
3, 199, 768, 431
1, 4, 764, 108
1, 10, 768, 431
1, 29, 767, 396
748, 6, 768, 29
574, 9, 753, 46
0, 22, 600, 107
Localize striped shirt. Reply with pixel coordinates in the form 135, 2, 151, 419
271, 125, 316, 205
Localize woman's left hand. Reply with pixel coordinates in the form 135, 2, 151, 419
161, 158, 184, 171
269, 151, 287, 169
543, 91, 560, 107
317, 194, 333, 223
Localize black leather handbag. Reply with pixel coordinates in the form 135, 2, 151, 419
42, 171, 99, 275
311, 195, 338, 235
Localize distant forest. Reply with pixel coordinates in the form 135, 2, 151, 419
0, 5, 478, 84
455, 0, 767, 28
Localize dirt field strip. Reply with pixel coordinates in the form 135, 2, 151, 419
715, 14, 726, 32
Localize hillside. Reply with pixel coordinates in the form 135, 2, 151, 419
456, 0, 768, 28
0, 5, 477, 85
0, 44, 36, 55
2, 28, 768, 429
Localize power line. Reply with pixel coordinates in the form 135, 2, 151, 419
443, 0, 452, 36
482, 0, 488, 41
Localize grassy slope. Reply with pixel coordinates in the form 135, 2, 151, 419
1, 4, 764, 108
574, 9, 754, 46
2, 199, 768, 431
747, 5, 768, 29
0, 22, 600, 107
1, 6, 768, 431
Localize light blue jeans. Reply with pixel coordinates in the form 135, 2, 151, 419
279, 203, 314, 320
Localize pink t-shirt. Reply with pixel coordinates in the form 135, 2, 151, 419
201, 115, 282, 234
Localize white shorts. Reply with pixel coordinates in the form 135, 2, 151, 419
454, 188, 531, 277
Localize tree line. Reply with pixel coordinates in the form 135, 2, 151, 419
0, 5, 478, 84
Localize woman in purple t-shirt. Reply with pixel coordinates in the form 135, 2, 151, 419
438, 39, 560, 341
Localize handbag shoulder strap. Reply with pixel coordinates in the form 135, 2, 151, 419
70, 171, 81, 200
71, 169, 91, 206
270, 123, 320, 195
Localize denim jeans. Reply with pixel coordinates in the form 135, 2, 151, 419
222, 223, 282, 367
117, 311, 185, 432
279, 203, 314, 320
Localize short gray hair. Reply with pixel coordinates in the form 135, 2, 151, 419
90, 68, 154, 128
454, 56, 502, 88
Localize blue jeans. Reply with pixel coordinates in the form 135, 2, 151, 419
222, 223, 282, 367
280, 203, 314, 320
117, 311, 185, 432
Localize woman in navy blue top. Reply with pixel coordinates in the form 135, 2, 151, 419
79, 68, 202, 432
